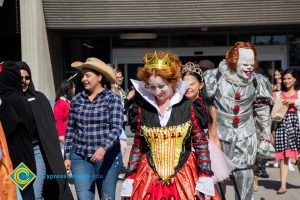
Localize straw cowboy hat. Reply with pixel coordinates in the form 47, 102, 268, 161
71, 57, 116, 84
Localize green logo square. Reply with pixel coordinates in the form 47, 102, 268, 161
9, 162, 36, 190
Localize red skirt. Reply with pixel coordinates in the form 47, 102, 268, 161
130, 153, 220, 200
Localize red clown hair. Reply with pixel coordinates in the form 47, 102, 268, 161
225, 41, 258, 71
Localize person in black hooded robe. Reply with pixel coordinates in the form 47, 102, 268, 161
0, 61, 36, 200
16, 61, 74, 200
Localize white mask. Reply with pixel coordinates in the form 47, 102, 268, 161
236, 48, 255, 79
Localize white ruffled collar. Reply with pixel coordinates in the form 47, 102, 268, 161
59, 96, 70, 102
219, 59, 254, 86
130, 79, 190, 114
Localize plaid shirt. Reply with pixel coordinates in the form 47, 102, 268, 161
64, 88, 123, 160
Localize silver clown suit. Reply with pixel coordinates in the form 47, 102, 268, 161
204, 60, 275, 200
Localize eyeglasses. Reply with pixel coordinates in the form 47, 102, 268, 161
21, 76, 30, 81
145, 82, 167, 90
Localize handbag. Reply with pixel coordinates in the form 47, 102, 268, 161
271, 92, 288, 122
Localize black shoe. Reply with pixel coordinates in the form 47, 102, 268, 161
121, 166, 127, 174
276, 189, 286, 194
118, 173, 125, 180
259, 173, 269, 178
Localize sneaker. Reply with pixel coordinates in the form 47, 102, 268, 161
118, 166, 127, 180
118, 173, 125, 180
288, 162, 295, 172
273, 160, 279, 168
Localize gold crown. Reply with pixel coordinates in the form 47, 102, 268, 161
144, 51, 172, 69
182, 62, 204, 82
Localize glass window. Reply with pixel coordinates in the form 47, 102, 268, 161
112, 34, 169, 48
273, 35, 286, 44
117, 64, 142, 91
252, 35, 286, 45
230, 34, 287, 45
180, 56, 224, 70
229, 35, 252, 45
259, 60, 282, 82
289, 33, 300, 67
252, 36, 272, 45
63, 36, 111, 72
170, 34, 226, 47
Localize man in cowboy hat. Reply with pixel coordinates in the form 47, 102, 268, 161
64, 57, 123, 200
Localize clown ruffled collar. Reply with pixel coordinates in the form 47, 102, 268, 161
218, 59, 254, 87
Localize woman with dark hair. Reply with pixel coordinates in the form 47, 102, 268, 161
182, 62, 219, 147
65, 57, 123, 200
17, 61, 73, 200
55, 80, 76, 102
272, 69, 283, 92
182, 62, 234, 186
54, 80, 76, 154
274, 69, 300, 194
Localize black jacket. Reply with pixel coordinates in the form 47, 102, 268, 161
17, 61, 74, 200
0, 61, 36, 199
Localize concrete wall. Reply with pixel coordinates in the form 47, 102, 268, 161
20, 0, 55, 99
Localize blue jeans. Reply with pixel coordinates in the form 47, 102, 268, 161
17, 187, 23, 200
33, 143, 46, 200
21, 186, 35, 200
71, 144, 122, 200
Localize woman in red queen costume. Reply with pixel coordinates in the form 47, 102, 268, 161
121, 51, 220, 200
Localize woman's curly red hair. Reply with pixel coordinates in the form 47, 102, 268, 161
226, 41, 258, 71
138, 51, 182, 86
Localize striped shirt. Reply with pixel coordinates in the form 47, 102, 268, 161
64, 88, 123, 160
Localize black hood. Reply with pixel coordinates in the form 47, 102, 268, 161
15, 61, 36, 96
0, 61, 23, 96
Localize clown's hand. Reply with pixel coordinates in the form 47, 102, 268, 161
257, 138, 275, 159
120, 178, 134, 198
195, 177, 214, 200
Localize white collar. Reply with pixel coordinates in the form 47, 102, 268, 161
59, 96, 67, 101
219, 59, 254, 86
130, 79, 190, 114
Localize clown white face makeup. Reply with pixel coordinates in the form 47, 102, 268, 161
236, 48, 255, 79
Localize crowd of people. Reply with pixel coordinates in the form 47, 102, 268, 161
0, 41, 300, 200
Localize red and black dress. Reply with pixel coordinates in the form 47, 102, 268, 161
125, 97, 220, 200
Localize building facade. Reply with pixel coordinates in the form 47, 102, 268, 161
1, 0, 300, 98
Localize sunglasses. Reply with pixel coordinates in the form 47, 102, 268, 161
21, 76, 30, 81
145, 82, 167, 91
